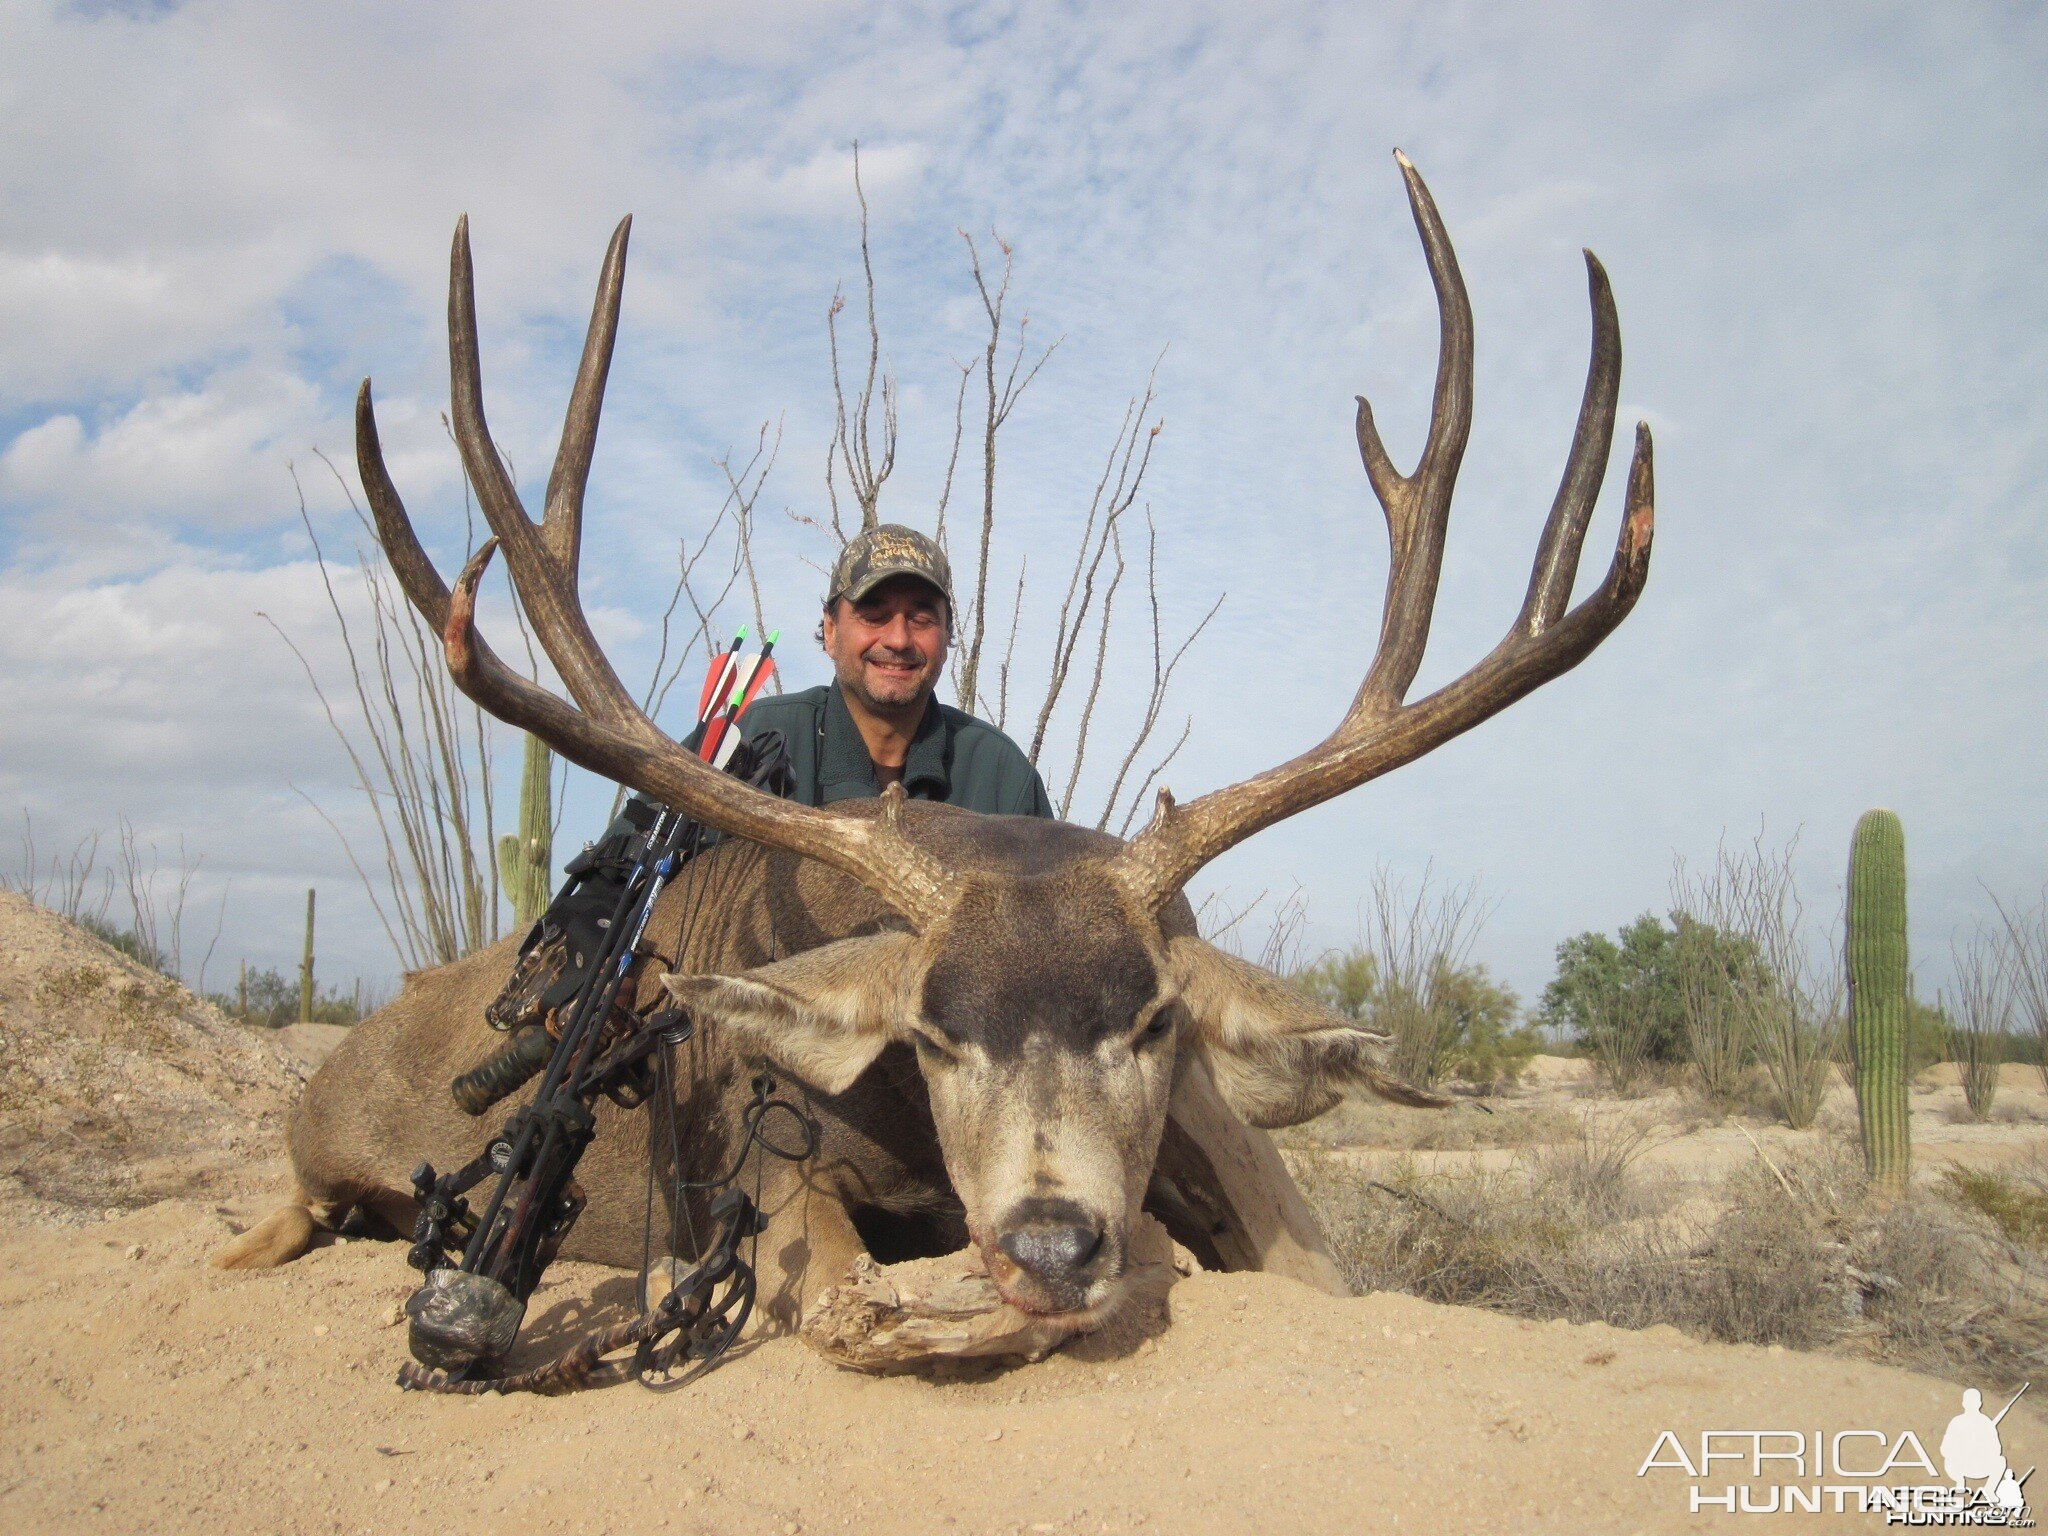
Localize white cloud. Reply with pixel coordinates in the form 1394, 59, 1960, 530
0, 365, 338, 534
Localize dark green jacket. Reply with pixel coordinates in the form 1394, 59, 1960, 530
543, 685, 1047, 971
714, 682, 1053, 818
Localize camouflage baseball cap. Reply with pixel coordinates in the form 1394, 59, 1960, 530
825, 523, 954, 608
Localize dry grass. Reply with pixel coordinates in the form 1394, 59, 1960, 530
1295, 1127, 2048, 1389
37, 964, 108, 1008
1943, 1163, 2048, 1249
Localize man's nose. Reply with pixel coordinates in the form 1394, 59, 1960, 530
873, 614, 918, 652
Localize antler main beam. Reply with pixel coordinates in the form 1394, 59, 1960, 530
1116, 152, 1656, 912
356, 218, 960, 929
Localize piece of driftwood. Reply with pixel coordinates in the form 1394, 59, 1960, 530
801, 1214, 1194, 1373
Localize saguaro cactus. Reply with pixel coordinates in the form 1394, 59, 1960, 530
498, 734, 555, 930
1847, 810, 1910, 1192
298, 887, 317, 1025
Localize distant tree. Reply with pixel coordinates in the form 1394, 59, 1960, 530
1294, 949, 1376, 1021
1434, 961, 1537, 1091
1903, 996, 1954, 1077
1539, 915, 1685, 1064
1539, 914, 1759, 1078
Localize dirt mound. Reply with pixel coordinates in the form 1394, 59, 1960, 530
1518, 1051, 1594, 1086
0, 889, 304, 1221
274, 1021, 351, 1071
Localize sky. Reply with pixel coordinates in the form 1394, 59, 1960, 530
1, 1, 2043, 1008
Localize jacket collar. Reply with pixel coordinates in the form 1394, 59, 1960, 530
818, 681, 951, 803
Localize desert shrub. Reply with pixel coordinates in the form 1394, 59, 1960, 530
1943, 1167, 2048, 1249
77, 914, 170, 975
1946, 933, 2015, 1122
1668, 916, 1754, 1105
209, 966, 368, 1029
1903, 997, 1954, 1077
37, 964, 108, 1007
1295, 1132, 2048, 1390
1672, 836, 1840, 1129
1291, 870, 1523, 1091
1452, 1025, 1543, 1093
1994, 890, 2048, 1091
1524, 1117, 1656, 1221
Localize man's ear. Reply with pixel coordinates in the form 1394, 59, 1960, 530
661, 932, 922, 1095
1166, 936, 1452, 1128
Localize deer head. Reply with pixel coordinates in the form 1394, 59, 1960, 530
356, 151, 1654, 1321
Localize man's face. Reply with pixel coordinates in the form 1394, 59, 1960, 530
822, 575, 950, 713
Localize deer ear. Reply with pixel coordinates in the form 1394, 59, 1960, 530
661, 933, 922, 1095
1165, 936, 1451, 1128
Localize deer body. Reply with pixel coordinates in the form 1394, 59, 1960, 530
229, 812, 1289, 1326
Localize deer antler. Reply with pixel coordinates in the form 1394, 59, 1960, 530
356, 216, 960, 928
1116, 151, 1656, 913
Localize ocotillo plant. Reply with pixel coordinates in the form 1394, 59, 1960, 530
298, 888, 316, 1025
1847, 810, 1910, 1192
497, 734, 555, 929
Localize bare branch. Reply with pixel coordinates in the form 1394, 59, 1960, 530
1098, 512, 1224, 832
823, 141, 898, 535
954, 227, 1061, 714
1028, 375, 1161, 764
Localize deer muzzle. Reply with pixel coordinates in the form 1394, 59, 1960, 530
984, 1196, 1116, 1317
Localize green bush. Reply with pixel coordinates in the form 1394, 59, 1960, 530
76, 914, 170, 975
1294, 949, 1532, 1090
208, 966, 366, 1029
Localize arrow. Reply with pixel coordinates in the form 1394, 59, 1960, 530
695, 625, 748, 727
702, 629, 780, 768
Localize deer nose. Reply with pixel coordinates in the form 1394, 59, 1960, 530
996, 1199, 1105, 1281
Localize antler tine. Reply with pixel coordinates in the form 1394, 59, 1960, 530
359, 380, 602, 751
1352, 148, 1474, 712
1515, 251, 1621, 637
447, 216, 639, 729
357, 220, 965, 931
1114, 156, 1656, 914
357, 379, 453, 631
542, 214, 631, 587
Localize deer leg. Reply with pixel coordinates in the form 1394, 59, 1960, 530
212, 1186, 354, 1270
747, 1162, 868, 1334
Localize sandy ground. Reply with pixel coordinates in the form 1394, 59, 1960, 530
5, 895, 2047, 1533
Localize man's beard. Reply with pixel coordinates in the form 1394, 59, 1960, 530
843, 645, 940, 711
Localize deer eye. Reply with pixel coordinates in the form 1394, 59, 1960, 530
1135, 1008, 1174, 1046
911, 1028, 961, 1065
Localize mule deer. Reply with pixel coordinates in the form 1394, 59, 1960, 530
219, 152, 1653, 1335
